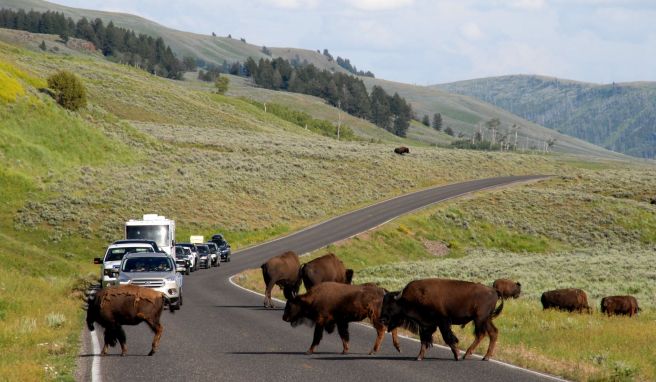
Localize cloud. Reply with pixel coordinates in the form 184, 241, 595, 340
261, 0, 318, 9
459, 22, 484, 41
346, 0, 414, 11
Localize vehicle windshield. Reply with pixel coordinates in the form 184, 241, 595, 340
105, 247, 152, 262
196, 245, 209, 254
206, 245, 217, 253
122, 257, 173, 272
175, 247, 184, 256
126, 225, 169, 248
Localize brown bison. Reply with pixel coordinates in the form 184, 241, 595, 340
261, 251, 303, 308
380, 278, 503, 361
301, 253, 354, 291
394, 146, 410, 155
86, 284, 165, 356
541, 288, 591, 313
492, 279, 521, 299
601, 295, 640, 317
282, 282, 401, 355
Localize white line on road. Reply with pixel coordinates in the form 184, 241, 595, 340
91, 328, 102, 382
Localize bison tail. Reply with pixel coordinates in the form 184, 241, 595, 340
491, 298, 504, 320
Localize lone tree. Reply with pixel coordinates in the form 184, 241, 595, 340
47, 70, 87, 111
215, 75, 230, 95
422, 114, 430, 126
432, 113, 442, 131
444, 126, 454, 136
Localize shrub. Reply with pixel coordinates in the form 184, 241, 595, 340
47, 71, 87, 111
215, 75, 229, 95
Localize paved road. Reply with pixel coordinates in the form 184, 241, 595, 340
79, 175, 562, 382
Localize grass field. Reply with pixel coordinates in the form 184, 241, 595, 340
235, 167, 656, 381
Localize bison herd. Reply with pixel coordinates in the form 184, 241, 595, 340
262, 251, 643, 362
85, 250, 642, 359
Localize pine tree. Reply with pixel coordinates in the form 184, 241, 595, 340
432, 113, 442, 131
422, 114, 430, 126
444, 126, 454, 136
39, 40, 47, 51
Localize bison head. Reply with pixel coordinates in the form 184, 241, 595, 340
282, 296, 310, 327
379, 291, 404, 331
85, 296, 97, 331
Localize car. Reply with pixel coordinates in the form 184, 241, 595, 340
112, 239, 162, 252
177, 243, 200, 271
175, 244, 196, 272
115, 252, 183, 311
210, 234, 231, 262
94, 242, 156, 287
205, 242, 221, 267
174, 246, 191, 275
195, 244, 212, 269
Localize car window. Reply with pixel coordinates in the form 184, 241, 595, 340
105, 247, 151, 262
123, 257, 172, 272
196, 246, 209, 254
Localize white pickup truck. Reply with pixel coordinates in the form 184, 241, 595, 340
94, 242, 155, 287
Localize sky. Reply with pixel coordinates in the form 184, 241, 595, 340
50, 0, 656, 85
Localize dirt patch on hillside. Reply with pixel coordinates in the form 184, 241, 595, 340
421, 238, 449, 257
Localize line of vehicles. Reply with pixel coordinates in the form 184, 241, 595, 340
93, 214, 231, 311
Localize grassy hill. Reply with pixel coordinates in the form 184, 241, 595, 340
0, 0, 627, 160
0, 29, 611, 380
437, 75, 656, 158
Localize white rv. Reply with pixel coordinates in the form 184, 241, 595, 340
125, 214, 176, 256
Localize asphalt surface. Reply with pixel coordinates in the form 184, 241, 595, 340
79, 175, 563, 382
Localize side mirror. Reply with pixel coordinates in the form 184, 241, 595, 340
93, 258, 103, 264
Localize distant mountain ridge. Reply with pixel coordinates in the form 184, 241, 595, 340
0, 0, 628, 159
437, 75, 656, 158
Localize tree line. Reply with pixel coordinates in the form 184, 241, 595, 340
0, 8, 183, 79
244, 57, 413, 137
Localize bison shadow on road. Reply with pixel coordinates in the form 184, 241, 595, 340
214, 305, 283, 311
227, 351, 455, 362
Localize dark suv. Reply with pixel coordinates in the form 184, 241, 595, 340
210, 234, 231, 262
195, 244, 211, 269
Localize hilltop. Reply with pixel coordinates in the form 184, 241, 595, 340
437, 75, 656, 158
0, 0, 626, 159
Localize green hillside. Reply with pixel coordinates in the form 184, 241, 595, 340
437, 75, 656, 158
0, 0, 627, 159
0, 30, 610, 380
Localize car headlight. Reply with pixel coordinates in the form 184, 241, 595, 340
103, 269, 114, 277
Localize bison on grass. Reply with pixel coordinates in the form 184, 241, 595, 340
601, 295, 640, 317
394, 146, 410, 155
261, 251, 303, 308
492, 279, 521, 299
380, 278, 503, 361
86, 285, 165, 356
541, 288, 592, 313
300, 253, 354, 291
283, 282, 401, 355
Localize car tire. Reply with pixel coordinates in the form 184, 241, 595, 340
185, 267, 190, 275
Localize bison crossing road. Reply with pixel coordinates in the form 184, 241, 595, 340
82, 176, 568, 382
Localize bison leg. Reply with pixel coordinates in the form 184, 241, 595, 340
437, 323, 459, 361
417, 325, 437, 361
337, 322, 350, 354
307, 324, 324, 355
482, 321, 499, 361
102, 327, 118, 356
116, 326, 127, 356
369, 321, 386, 355
391, 328, 401, 353
146, 319, 164, 356
263, 281, 274, 308
463, 321, 486, 360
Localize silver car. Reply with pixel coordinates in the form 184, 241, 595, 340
115, 252, 184, 310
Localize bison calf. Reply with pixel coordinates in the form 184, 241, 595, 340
394, 146, 410, 155
492, 279, 521, 299
601, 295, 640, 317
261, 251, 303, 308
301, 253, 354, 291
380, 278, 503, 361
86, 284, 165, 356
541, 288, 591, 313
282, 282, 401, 355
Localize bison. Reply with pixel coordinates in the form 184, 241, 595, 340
282, 282, 401, 355
492, 279, 521, 299
541, 288, 591, 313
86, 284, 165, 356
261, 251, 303, 308
380, 278, 503, 361
394, 146, 410, 155
601, 295, 640, 317
301, 253, 354, 291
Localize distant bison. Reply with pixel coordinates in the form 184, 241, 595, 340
261, 251, 302, 308
541, 288, 591, 313
394, 146, 410, 155
380, 278, 503, 361
493, 279, 521, 299
86, 285, 165, 356
601, 295, 640, 317
301, 253, 354, 291
283, 282, 401, 355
